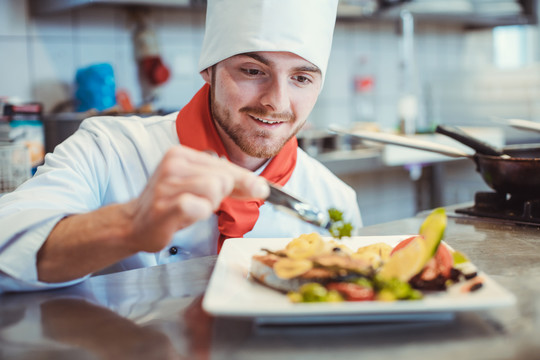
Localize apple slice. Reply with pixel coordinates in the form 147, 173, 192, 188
377, 235, 429, 282
378, 208, 448, 282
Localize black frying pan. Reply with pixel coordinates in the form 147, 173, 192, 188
436, 125, 540, 199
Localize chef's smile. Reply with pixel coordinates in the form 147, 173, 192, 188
243, 106, 296, 129
252, 115, 283, 125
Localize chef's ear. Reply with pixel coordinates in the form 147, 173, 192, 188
200, 66, 212, 85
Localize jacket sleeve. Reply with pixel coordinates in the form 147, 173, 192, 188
0, 123, 112, 293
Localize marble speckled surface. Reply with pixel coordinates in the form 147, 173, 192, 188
1, 211, 539, 360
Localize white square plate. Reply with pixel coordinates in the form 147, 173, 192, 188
202, 236, 516, 324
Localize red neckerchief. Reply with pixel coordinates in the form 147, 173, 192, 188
176, 84, 298, 252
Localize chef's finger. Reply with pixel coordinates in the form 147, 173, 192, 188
173, 193, 215, 227
228, 173, 270, 199
160, 175, 235, 210
165, 146, 270, 199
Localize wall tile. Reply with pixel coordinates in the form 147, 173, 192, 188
189, 12, 205, 47
323, 47, 353, 100
351, 22, 378, 55
112, 40, 141, 107
74, 6, 122, 39
462, 29, 494, 69
155, 8, 197, 40
0, 39, 32, 100
332, 23, 351, 50
446, 32, 465, 72
309, 98, 351, 129
0, 0, 28, 36
154, 76, 200, 112
29, 37, 76, 112
417, 27, 440, 73
377, 100, 399, 131
158, 13, 198, 76
155, 42, 203, 110
28, 10, 73, 37
73, 40, 118, 69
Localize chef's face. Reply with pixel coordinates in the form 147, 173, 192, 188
202, 51, 322, 159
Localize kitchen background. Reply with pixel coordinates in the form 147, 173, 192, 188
1, 0, 540, 225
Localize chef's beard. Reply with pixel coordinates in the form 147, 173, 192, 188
209, 68, 301, 159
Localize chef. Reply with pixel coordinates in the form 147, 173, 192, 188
0, 0, 362, 293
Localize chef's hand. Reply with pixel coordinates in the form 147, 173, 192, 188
38, 145, 269, 283
125, 145, 270, 253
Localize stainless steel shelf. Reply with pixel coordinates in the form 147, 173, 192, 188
29, 0, 194, 15
29, 0, 536, 27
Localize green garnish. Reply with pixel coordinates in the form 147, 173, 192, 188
287, 283, 344, 303
328, 208, 344, 222
287, 276, 422, 303
373, 275, 422, 301
328, 207, 353, 239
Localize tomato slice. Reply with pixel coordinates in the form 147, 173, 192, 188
326, 282, 375, 301
434, 242, 453, 278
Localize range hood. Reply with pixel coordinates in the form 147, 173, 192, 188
29, 0, 195, 15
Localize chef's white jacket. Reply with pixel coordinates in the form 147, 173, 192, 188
0, 113, 362, 293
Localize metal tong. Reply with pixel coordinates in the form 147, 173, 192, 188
203, 149, 330, 230
266, 182, 331, 231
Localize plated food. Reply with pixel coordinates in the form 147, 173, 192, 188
203, 234, 515, 321
250, 208, 481, 303
203, 207, 516, 321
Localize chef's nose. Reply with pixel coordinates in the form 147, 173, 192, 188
260, 76, 290, 113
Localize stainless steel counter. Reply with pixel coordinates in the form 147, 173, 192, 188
1, 213, 539, 360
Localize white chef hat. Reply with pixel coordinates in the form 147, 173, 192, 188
198, 0, 339, 86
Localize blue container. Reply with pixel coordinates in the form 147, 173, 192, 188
75, 63, 117, 112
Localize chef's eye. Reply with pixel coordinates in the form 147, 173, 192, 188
242, 68, 264, 76
293, 75, 312, 85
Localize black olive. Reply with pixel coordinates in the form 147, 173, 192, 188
464, 272, 478, 280
470, 282, 483, 292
